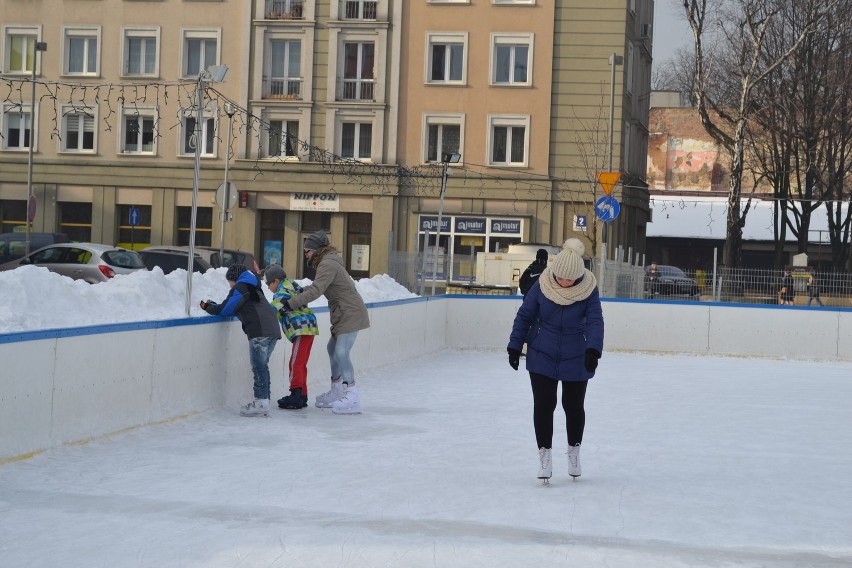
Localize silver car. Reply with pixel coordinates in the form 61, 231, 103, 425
0, 243, 146, 283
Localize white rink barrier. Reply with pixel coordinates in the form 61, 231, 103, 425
3, 296, 851, 461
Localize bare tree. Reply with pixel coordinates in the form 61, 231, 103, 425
681, 0, 835, 267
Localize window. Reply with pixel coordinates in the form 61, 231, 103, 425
63, 26, 100, 76
121, 108, 156, 154
267, 39, 302, 98
2, 105, 31, 151
426, 33, 467, 84
491, 33, 533, 86
181, 111, 216, 157
3, 26, 41, 74
268, 119, 300, 158
423, 114, 463, 163
626, 43, 634, 95
341, 122, 371, 160
488, 115, 529, 167
61, 107, 96, 152
341, 0, 377, 20
182, 29, 220, 78
116, 205, 151, 248
123, 28, 159, 77
340, 42, 374, 100
177, 206, 212, 246
59, 203, 93, 242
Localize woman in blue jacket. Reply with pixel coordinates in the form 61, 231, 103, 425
507, 239, 604, 483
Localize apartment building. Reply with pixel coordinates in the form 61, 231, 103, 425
0, 0, 652, 284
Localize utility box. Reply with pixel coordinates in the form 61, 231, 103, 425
474, 242, 562, 290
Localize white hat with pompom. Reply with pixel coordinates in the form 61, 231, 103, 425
552, 238, 586, 280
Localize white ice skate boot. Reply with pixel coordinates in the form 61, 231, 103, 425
315, 379, 345, 408
240, 399, 269, 417
332, 385, 361, 415
567, 444, 581, 478
538, 447, 552, 484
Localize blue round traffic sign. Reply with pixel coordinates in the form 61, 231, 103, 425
595, 196, 620, 222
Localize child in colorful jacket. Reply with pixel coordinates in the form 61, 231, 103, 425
263, 264, 319, 409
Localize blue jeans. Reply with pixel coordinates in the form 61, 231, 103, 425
327, 331, 358, 385
249, 336, 278, 400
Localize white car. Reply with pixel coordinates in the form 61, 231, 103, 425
0, 243, 146, 283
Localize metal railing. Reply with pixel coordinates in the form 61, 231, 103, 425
340, 0, 376, 20
338, 78, 374, 101
266, 0, 304, 19
263, 77, 302, 99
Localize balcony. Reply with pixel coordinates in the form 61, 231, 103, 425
263, 77, 303, 100
266, 0, 304, 20
338, 78, 374, 101
340, 0, 376, 20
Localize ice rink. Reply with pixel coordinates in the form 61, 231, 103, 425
1, 349, 851, 567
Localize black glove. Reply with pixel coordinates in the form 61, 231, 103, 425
199, 300, 211, 311
508, 348, 521, 371
584, 348, 601, 372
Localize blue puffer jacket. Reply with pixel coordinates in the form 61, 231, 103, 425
203, 270, 281, 340
507, 283, 604, 381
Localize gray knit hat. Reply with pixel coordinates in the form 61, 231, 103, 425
551, 239, 586, 280
304, 230, 330, 252
225, 263, 247, 282
263, 264, 286, 284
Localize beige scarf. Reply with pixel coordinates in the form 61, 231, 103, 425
538, 267, 597, 306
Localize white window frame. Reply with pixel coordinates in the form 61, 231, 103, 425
121, 27, 160, 78
179, 109, 218, 158
180, 28, 221, 79
265, 36, 303, 99
487, 114, 530, 168
59, 105, 97, 154
3, 25, 42, 75
265, 116, 302, 159
490, 32, 533, 87
339, 121, 372, 161
61, 26, 101, 77
119, 106, 158, 155
1, 103, 35, 152
425, 32, 468, 85
422, 113, 464, 164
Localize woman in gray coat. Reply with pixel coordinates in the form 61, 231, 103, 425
284, 230, 370, 414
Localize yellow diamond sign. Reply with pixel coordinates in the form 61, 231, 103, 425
596, 172, 621, 196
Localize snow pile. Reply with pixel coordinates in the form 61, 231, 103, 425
0, 265, 417, 334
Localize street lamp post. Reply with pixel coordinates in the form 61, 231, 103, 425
25, 41, 47, 257
431, 152, 461, 296
218, 101, 236, 264
602, 52, 623, 264
185, 64, 229, 315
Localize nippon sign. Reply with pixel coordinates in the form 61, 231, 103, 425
290, 193, 340, 212
490, 219, 522, 234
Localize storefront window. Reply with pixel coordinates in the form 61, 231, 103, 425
0, 200, 26, 233
260, 209, 286, 268
59, 202, 92, 242
117, 205, 151, 249
347, 212, 371, 278
177, 206, 212, 247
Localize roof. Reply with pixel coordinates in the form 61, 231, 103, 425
647, 196, 844, 243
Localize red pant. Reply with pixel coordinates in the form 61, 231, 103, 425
288, 335, 314, 395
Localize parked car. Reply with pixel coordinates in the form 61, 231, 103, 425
644, 264, 700, 297
141, 245, 258, 273
0, 232, 70, 264
138, 246, 213, 275
0, 243, 145, 283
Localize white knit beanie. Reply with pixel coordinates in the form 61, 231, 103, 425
551, 238, 586, 280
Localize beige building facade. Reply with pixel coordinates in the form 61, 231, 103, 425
0, 0, 652, 286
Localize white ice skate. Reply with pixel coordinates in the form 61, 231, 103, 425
538, 447, 552, 484
315, 380, 345, 408
240, 399, 269, 417
331, 385, 361, 415
568, 444, 581, 479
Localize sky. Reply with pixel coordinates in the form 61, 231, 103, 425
653, 0, 693, 62
1, 348, 850, 567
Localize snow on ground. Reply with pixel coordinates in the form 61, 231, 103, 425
1, 350, 851, 567
0, 265, 416, 333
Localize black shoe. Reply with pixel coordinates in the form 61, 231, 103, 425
278, 388, 308, 409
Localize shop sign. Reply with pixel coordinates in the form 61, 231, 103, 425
290, 193, 340, 212
454, 217, 486, 234
490, 219, 522, 234
419, 216, 451, 232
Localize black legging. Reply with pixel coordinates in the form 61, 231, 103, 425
529, 372, 588, 449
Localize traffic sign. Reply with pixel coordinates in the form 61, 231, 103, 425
573, 215, 588, 231
129, 206, 141, 226
216, 182, 239, 211
27, 196, 37, 222
595, 196, 620, 222
596, 172, 621, 196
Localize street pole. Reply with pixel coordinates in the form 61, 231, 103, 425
186, 74, 204, 316
25, 42, 47, 257
601, 52, 622, 293
219, 102, 236, 264
431, 160, 449, 296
